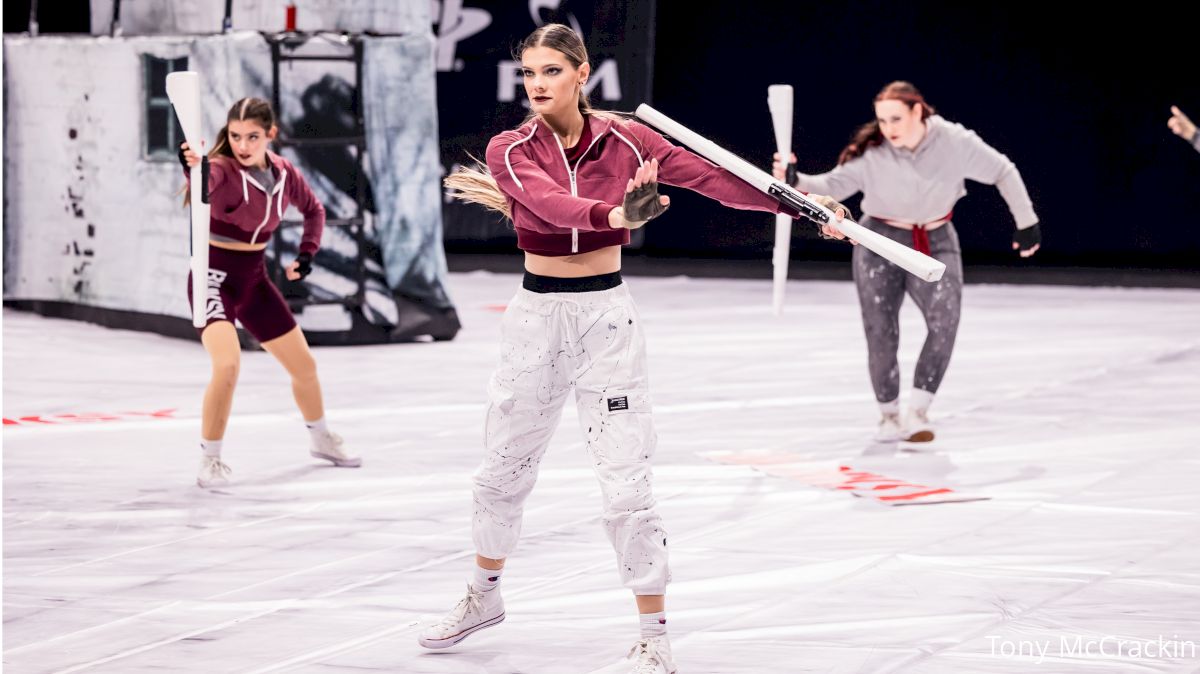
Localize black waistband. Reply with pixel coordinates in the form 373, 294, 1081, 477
522, 270, 623, 293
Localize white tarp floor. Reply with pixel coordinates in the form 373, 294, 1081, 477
5, 271, 1199, 673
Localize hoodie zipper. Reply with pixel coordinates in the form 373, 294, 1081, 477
242, 169, 287, 245
552, 127, 606, 254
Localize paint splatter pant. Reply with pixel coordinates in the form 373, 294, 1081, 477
853, 217, 964, 403
472, 278, 669, 595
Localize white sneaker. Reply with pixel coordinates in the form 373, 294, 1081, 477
904, 408, 935, 442
874, 413, 904, 442
417, 584, 505, 649
197, 455, 232, 488
310, 431, 362, 467
627, 635, 677, 674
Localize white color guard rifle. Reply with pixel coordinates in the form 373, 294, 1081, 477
165, 71, 211, 328
635, 104, 946, 283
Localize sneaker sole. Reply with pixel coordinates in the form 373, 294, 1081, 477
310, 450, 362, 467
905, 430, 935, 442
417, 612, 505, 649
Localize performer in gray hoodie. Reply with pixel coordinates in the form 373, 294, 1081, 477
774, 81, 1040, 442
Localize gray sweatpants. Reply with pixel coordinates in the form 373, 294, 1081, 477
852, 217, 964, 404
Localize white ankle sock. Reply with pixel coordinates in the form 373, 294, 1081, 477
472, 563, 502, 592
305, 417, 329, 439
639, 611, 667, 638
879, 399, 900, 416
910, 388, 935, 412
201, 439, 223, 457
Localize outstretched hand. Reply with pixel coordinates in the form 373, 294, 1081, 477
1168, 106, 1197, 142
809, 194, 856, 244
614, 158, 670, 229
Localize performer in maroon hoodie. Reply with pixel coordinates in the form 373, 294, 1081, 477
417, 24, 847, 673
179, 97, 360, 489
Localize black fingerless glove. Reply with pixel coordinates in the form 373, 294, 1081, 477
1013, 223, 1041, 253
294, 252, 313, 280
622, 180, 670, 222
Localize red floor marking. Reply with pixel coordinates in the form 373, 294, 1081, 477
706, 451, 985, 505
4, 409, 178, 428
878, 488, 955, 502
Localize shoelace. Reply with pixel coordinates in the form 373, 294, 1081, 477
202, 457, 232, 480
315, 431, 345, 454
627, 639, 666, 674
435, 585, 487, 630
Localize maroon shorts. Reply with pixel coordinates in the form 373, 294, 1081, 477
186, 246, 296, 342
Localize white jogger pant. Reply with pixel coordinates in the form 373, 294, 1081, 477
472, 282, 670, 595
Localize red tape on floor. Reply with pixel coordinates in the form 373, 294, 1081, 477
4, 409, 177, 427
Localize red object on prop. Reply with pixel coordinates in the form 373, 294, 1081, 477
285, 4, 297, 32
